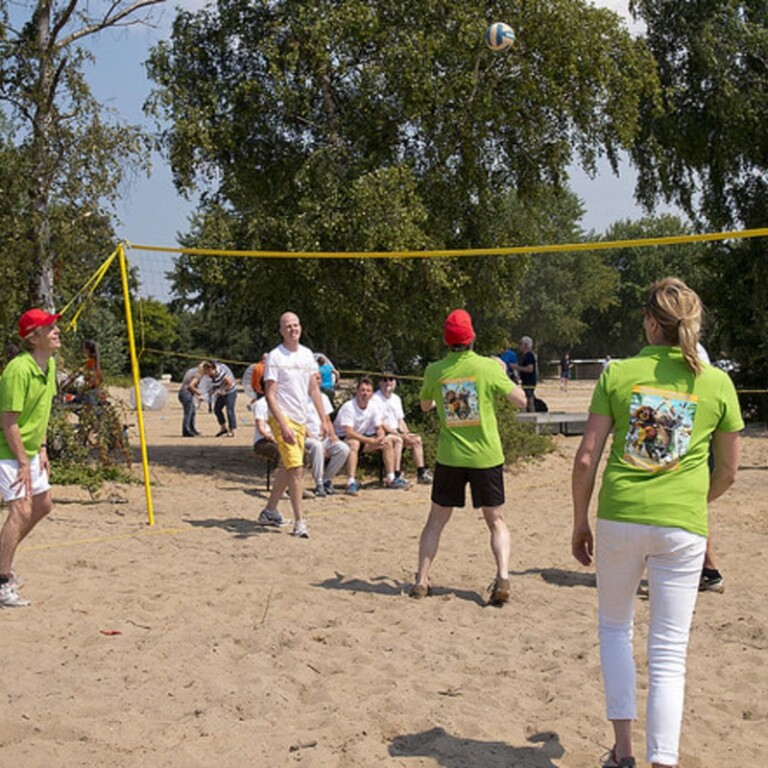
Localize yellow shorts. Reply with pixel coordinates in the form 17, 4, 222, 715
268, 416, 306, 470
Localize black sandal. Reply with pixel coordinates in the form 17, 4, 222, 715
602, 747, 636, 768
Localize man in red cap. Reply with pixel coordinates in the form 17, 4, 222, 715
412, 308, 527, 605
0, 309, 61, 607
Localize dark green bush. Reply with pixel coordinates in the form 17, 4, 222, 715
47, 397, 135, 494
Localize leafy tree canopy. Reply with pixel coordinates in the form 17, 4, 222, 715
146, 0, 660, 372
0, 0, 163, 311
630, 0, 768, 384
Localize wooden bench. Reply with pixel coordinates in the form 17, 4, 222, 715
517, 411, 589, 436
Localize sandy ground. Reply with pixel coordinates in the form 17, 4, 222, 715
1, 379, 766, 767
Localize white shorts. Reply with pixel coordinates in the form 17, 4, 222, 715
0, 454, 51, 502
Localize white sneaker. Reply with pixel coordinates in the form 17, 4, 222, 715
257, 508, 290, 527
292, 520, 309, 539
0, 581, 31, 608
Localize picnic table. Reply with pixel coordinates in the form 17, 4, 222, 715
517, 411, 589, 436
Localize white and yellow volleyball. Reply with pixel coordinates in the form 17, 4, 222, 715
484, 21, 515, 52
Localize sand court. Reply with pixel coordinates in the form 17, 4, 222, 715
1, 380, 766, 767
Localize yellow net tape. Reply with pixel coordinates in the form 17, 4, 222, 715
124, 226, 768, 259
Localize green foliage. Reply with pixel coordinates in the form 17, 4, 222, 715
46, 398, 135, 494
133, 298, 181, 377
146, 0, 660, 374
576, 215, 708, 359
630, 0, 768, 384
0, 0, 156, 310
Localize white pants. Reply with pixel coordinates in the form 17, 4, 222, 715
596, 518, 706, 766
304, 437, 350, 486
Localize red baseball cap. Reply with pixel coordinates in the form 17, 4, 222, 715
18, 308, 61, 339
444, 309, 475, 346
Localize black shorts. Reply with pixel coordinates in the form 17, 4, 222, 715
431, 462, 505, 509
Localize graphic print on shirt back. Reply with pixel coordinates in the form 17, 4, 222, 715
441, 378, 480, 427
624, 385, 697, 472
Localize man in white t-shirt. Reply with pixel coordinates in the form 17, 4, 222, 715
258, 311, 327, 538
333, 377, 404, 494
304, 380, 350, 497
373, 373, 433, 485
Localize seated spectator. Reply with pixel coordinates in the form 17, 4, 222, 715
249, 353, 267, 402
64, 339, 104, 406
373, 373, 433, 485
317, 355, 339, 405
304, 379, 350, 497
333, 377, 405, 494
251, 396, 280, 464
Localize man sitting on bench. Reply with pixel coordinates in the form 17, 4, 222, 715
333, 377, 405, 495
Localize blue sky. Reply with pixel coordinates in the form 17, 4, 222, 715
80, 0, 655, 298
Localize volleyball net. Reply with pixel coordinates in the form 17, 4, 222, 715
62, 228, 768, 526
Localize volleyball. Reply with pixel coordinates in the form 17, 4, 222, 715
485, 22, 515, 51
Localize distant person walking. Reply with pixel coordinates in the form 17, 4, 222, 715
411, 309, 527, 605
0, 309, 61, 607
571, 278, 743, 768
559, 352, 572, 391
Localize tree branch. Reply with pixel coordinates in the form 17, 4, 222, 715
51, 0, 80, 44
57, 0, 167, 50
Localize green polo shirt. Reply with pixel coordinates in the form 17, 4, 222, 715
420, 351, 515, 468
0, 351, 57, 459
591, 346, 744, 536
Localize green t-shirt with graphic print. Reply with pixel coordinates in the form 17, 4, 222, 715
420, 350, 515, 468
0, 351, 57, 459
590, 345, 743, 537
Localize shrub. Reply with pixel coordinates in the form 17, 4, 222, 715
47, 397, 135, 494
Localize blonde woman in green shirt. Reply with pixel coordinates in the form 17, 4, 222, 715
571, 278, 742, 768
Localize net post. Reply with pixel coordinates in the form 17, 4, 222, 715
118, 243, 155, 526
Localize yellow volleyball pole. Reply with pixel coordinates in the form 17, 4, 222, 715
117, 243, 155, 526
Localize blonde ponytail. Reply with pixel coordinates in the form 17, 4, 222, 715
645, 277, 704, 375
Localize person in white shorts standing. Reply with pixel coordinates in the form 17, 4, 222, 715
259, 312, 327, 539
0, 309, 61, 608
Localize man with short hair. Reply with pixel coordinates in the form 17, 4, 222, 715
178, 366, 204, 437
259, 311, 327, 539
333, 377, 404, 494
511, 335, 537, 412
411, 309, 527, 606
374, 374, 433, 485
0, 309, 61, 607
